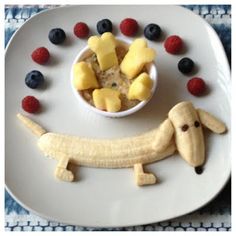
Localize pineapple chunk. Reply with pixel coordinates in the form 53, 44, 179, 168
128, 72, 153, 101
73, 62, 99, 90
120, 39, 156, 79
88, 32, 118, 71
93, 88, 121, 112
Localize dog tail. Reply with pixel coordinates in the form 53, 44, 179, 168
17, 113, 47, 137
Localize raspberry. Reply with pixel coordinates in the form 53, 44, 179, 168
22, 96, 40, 113
187, 77, 206, 96
120, 18, 139, 36
164, 35, 183, 54
74, 22, 89, 38
31, 47, 50, 64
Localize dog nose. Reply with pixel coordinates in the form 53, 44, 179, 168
195, 166, 204, 175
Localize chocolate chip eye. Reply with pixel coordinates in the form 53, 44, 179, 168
194, 121, 200, 127
181, 124, 189, 132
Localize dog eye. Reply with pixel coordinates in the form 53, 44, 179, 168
194, 121, 200, 127
181, 124, 189, 132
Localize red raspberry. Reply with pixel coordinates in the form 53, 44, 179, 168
22, 96, 40, 113
120, 18, 139, 36
187, 77, 206, 96
164, 35, 183, 54
31, 47, 50, 64
74, 22, 89, 38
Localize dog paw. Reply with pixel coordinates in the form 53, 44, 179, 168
55, 167, 74, 182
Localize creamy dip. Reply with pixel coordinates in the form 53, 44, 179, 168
80, 44, 141, 111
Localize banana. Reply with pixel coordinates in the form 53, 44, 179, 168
197, 108, 226, 134
17, 113, 176, 185
37, 131, 176, 168
17, 113, 46, 137
16, 101, 227, 185
168, 101, 226, 167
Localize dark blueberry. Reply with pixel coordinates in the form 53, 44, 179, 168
48, 28, 66, 45
25, 70, 44, 89
144, 23, 162, 41
97, 19, 113, 34
178, 57, 194, 74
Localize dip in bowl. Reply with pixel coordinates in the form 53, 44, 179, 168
71, 34, 158, 118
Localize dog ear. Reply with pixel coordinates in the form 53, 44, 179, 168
152, 118, 175, 152
196, 108, 226, 134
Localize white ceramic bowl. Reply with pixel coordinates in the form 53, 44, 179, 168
71, 38, 158, 118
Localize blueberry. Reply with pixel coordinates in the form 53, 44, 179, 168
48, 28, 66, 45
97, 19, 113, 34
178, 57, 194, 74
144, 23, 162, 40
25, 70, 44, 89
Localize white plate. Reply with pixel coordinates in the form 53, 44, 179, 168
5, 5, 231, 227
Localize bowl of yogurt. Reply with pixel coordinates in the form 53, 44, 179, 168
71, 35, 158, 118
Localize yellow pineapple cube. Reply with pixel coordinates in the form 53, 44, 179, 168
88, 32, 118, 71
120, 39, 156, 79
73, 62, 99, 90
93, 88, 121, 112
128, 72, 153, 101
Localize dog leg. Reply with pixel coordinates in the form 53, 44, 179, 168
54, 155, 74, 182
134, 163, 156, 186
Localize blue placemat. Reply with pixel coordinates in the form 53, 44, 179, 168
5, 5, 231, 231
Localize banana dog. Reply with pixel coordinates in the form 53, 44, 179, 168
17, 101, 226, 186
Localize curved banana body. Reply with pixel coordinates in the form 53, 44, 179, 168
16, 101, 226, 185
37, 131, 176, 168
17, 113, 176, 168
